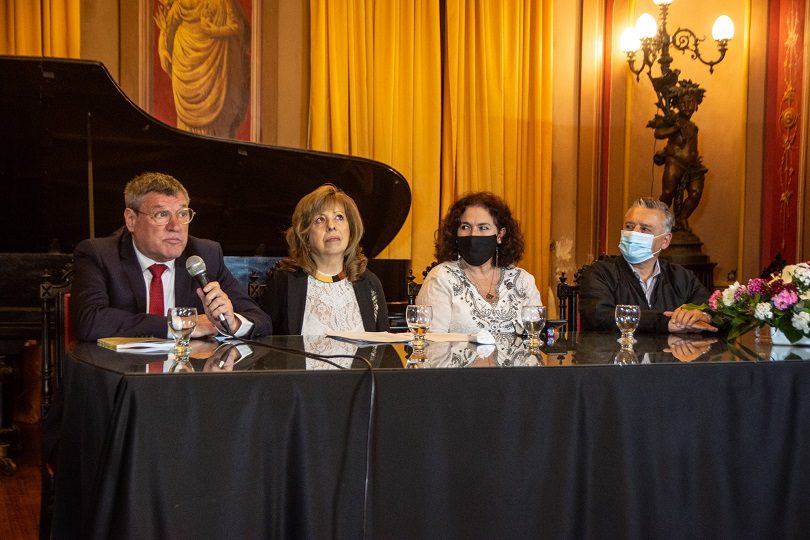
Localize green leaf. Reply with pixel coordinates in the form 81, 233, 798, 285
781, 325, 803, 343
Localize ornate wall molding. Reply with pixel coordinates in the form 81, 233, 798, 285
762, 0, 806, 265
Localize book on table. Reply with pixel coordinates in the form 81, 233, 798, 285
97, 337, 176, 353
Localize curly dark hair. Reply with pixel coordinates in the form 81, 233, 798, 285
435, 192, 525, 267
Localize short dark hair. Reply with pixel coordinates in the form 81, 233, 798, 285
435, 192, 525, 267
125, 172, 190, 210
279, 184, 367, 280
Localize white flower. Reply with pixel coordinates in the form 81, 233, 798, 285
754, 302, 773, 320
792, 263, 810, 289
792, 311, 810, 334
781, 264, 798, 284
801, 291, 810, 302
721, 282, 741, 307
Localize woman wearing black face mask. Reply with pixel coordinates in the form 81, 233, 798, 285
416, 192, 541, 334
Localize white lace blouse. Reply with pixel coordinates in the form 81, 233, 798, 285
300, 276, 364, 335
415, 261, 542, 334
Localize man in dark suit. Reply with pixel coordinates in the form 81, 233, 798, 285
71, 172, 272, 341
579, 197, 717, 334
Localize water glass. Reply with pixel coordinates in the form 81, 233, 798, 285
615, 304, 640, 345
405, 347, 430, 368
521, 305, 547, 348
613, 346, 638, 365
405, 304, 432, 349
168, 307, 197, 355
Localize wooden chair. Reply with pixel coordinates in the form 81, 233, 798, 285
248, 270, 266, 301
39, 262, 74, 419
406, 262, 438, 305
39, 261, 73, 540
556, 262, 594, 335
387, 263, 438, 332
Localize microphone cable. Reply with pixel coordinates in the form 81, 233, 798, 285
236, 338, 377, 539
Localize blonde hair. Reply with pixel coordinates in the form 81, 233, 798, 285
279, 184, 367, 280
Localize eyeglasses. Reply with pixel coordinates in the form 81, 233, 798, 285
134, 208, 196, 225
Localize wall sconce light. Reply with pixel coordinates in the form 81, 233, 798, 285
621, 0, 734, 80
620, 0, 733, 233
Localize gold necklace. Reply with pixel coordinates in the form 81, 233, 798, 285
312, 270, 347, 283
465, 265, 499, 302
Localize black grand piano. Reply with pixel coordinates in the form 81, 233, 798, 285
0, 55, 411, 329
0, 55, 411, 443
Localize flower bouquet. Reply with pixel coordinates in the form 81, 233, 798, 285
701, 262, 810, 343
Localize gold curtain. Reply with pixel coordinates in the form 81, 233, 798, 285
0, 0, 80, 57
442, 0, 552, 300
309, 0, 442, 271
309, 0, 552, 299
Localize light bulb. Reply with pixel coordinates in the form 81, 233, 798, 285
635, 13, 658, 40
620, 28, 641, 53
712, 15, 734, 41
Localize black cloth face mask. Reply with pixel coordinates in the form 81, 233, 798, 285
457, 235, 498, 266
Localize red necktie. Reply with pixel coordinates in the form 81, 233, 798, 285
148, 263, 168, 316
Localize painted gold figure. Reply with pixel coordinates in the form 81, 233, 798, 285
156, 0, 250, 138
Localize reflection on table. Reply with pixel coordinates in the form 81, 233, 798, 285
71, 330, 810, 376
55, 332, 810, 539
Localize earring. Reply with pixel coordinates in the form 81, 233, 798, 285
495, 245, 499, 268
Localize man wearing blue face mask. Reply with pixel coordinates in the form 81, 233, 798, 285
579, 198, 716, 333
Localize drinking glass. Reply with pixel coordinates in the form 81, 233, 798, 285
405, 347, 430, 368
613, 345, 638, 365
405, 305, 432, 350
521, 305, 547, 348
615, 304, 640, 345
168, 307, 197, 356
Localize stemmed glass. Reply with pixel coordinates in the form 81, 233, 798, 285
168, 307, 197, 357
615, 304, 640, 345
405, 305, 432, 350
613, 345, 638, 365
521, 305, 547, 349
405, 347, 430, 368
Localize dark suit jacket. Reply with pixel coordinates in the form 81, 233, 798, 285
260, 267, 389, 335
71, 229, 272, 340
578, 255, 710, 333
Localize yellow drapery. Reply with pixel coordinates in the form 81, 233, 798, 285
0, 0, 80, 57
309, 0, 552, 300
309, 0, 442, 274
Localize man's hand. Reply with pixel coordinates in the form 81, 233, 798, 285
665, 305, 718, 333
664, 334, 718, 362
191, 314, 218, 338
195, 281, 241, 335
203, 346, 238, 372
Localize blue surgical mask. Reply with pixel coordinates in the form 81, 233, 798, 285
618, 230, 665, 264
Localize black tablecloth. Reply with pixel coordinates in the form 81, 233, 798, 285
53, 334, 810, 539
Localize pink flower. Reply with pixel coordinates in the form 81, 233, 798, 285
734, 285, 748, 301
708, 290, 722, 310
747, 278, 767, 296
772, 289, 799, 310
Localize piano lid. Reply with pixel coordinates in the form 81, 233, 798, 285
0, 56, 411, 257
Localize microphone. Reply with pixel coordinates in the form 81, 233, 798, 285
185, 255, 232, 335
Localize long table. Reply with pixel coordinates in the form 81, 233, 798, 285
53, 333, 810, 539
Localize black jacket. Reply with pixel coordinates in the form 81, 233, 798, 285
260, 268, 389, 335
579, 255, 710, 333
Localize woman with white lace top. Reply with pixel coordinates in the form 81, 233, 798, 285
260, 184, 388, 335
416, 192, 541, 334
